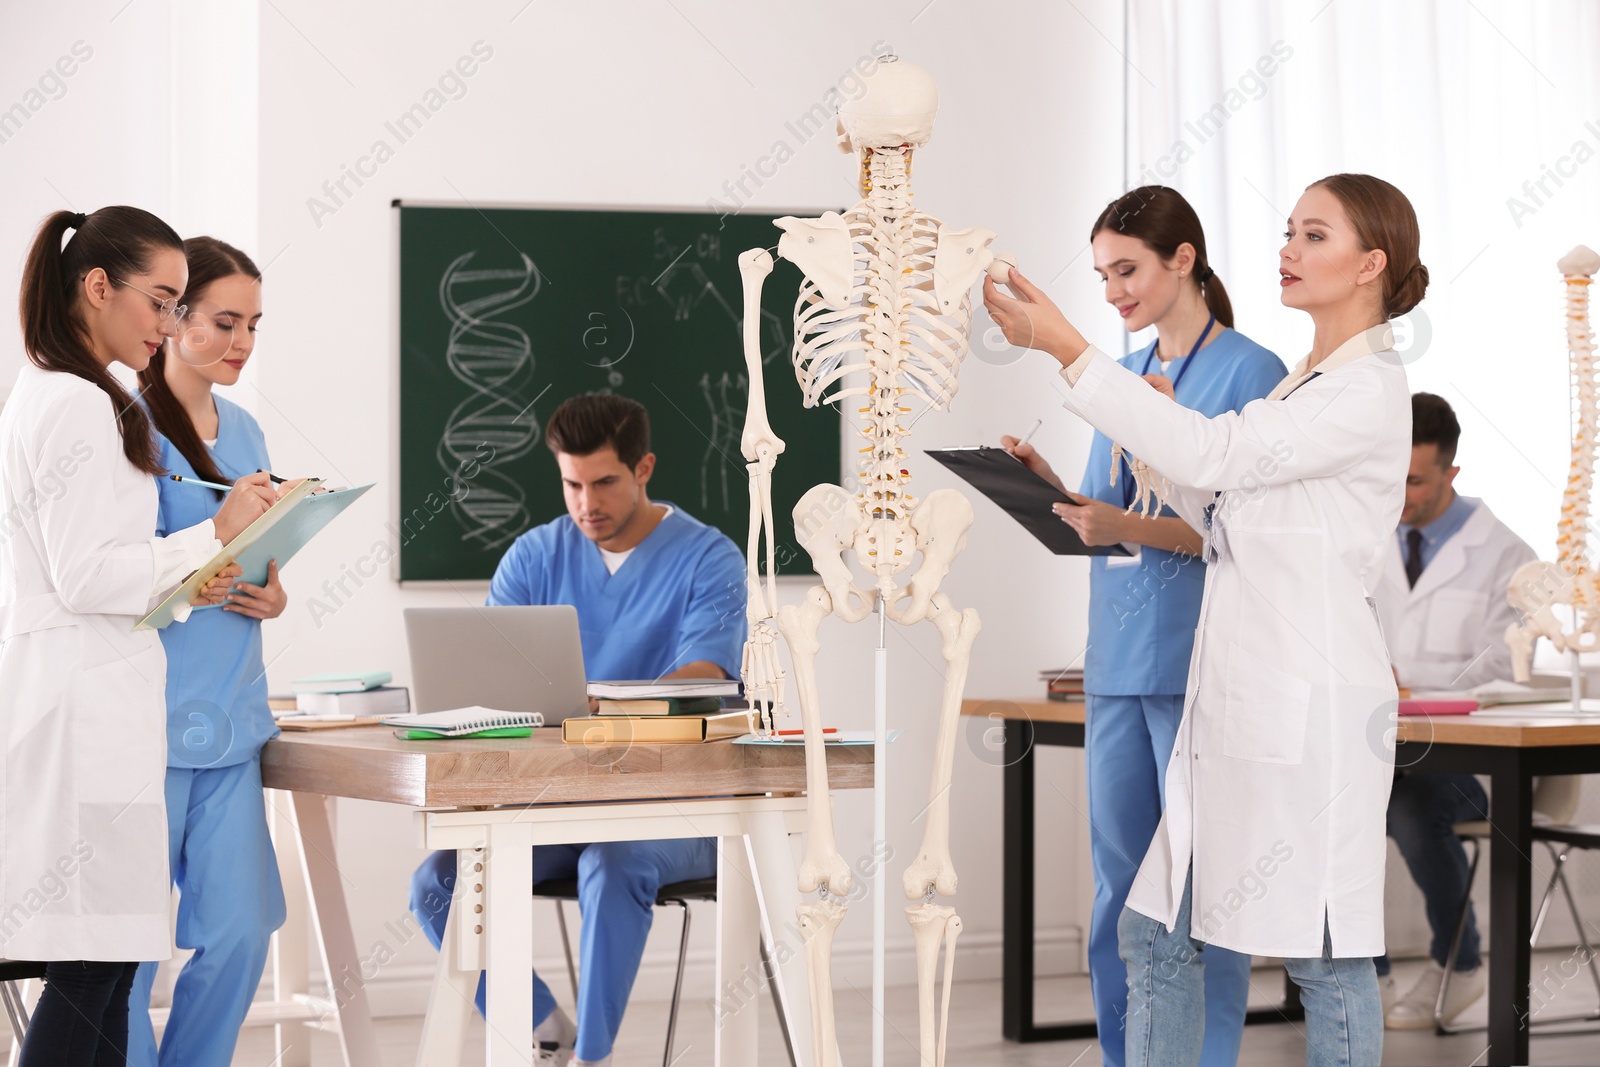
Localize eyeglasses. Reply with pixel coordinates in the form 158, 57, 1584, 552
112, 278, 188, 326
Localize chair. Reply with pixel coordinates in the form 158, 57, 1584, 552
532, 877, 798, 1067
1437, 775, 1600, 1033
0, 959, 47, 1048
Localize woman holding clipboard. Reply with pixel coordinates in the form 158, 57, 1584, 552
1002, 187, 1283, 1067
2, 209, 275, 1066
986, 174, 1424, 1067
123, 238, 292, 1067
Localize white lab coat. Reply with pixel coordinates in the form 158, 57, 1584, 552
1374, 498, 1536, 690
0, 363, 218, 962
1058, 324, 1410, 958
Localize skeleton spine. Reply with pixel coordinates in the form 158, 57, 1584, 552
1560, 270, 1596, 603
857, 146, 918, 581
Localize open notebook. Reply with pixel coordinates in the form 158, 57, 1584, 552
384, 707, 545, 737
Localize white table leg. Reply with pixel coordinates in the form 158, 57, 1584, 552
268, 789, 313, 1067
716, 832, 762, 1065
417, 848, 480, 1067
290, 792, 383, 1067
483, 823, 535, 1065
743, 808, 816, 1067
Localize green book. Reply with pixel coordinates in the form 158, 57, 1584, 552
594, 696, 725, 717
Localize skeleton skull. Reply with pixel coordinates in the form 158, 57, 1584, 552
835, 55, 938, 153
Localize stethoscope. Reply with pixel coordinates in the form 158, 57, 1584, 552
1119, 314, 1216, 506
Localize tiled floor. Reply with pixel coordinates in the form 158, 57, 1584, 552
226, 951, 1600, 1066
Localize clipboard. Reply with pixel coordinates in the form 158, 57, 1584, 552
924, 447, 1131, 556
137, 481, 375, 631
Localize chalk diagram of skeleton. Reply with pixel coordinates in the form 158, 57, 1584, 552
736, 58, 1015, 1067
437, 250, 543, 550
1507, 245, 1600, 675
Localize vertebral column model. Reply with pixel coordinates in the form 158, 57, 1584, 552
736, 57, 1011, 1067
1507, 245, 1600, 678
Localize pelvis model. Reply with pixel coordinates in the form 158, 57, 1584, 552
734, 56, 1013, 1067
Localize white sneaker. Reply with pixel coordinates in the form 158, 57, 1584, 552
1378, 974, 1397, 1017
1385, 961, 1485, 1030
534, 1005, 577, 1066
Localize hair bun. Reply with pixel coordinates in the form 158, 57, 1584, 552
1389, 260, 1430, 319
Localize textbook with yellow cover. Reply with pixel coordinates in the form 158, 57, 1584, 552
562, 711, 749, 744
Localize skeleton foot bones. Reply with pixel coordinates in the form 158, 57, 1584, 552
735, 56, 1004, 1065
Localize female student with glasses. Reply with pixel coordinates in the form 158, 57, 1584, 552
2, 207, 277, 1066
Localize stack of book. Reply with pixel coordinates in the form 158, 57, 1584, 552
566, 678, 747, 743
289, 670, 410, 717
1040, 668, 1085, 703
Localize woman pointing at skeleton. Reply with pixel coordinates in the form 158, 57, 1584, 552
986, 174, 1426, 1067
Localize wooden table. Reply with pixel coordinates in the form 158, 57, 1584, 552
261, 726, 873, 1066
963, 697, 1600, 1067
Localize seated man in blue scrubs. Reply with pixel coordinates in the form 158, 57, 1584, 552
408, 393, 744, 1067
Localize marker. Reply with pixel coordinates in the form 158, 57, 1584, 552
167, 474, 232, 491
775, 728, 838, 735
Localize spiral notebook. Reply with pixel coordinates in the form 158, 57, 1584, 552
384, 707, 546, 737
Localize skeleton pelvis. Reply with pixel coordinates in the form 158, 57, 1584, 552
854, 515, 916, 578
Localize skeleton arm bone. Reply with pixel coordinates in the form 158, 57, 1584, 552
738, 248, 789, 728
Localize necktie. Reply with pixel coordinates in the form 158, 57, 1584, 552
1404, 528, 1424, 588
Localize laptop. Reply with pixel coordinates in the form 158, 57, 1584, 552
403, 605, 589, 725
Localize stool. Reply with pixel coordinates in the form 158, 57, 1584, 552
532, 877, 797, 1067
0, 960, 47, 1046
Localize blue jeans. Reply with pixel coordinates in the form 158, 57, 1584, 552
1085, 694, 1250, 1065
1119, 867, 1382, 1067
1373, 771, 1488, 977
410, 838, 715, 1063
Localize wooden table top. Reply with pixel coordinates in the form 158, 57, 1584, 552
262, 725, 874, 808
961, 698, 1600, 748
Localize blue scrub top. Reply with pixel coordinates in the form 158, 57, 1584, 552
1079, 328, 1286, 696
487, 504, 746, 681
150, 395, 279, 768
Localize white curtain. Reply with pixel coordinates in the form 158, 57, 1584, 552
1125, 0, 1600, 557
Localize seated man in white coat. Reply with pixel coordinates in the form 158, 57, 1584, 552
1373, 392, 1536, 1028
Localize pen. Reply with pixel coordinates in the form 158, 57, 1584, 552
1017, 418, 1043, 449
775, 728, 838, 735
167, 474, 232, 492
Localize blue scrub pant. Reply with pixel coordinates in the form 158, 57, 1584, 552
409, 837, 716, 1063
127, 759, 287, 1067
1085, 693, 1250, 1067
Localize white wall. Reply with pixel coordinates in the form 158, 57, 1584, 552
0, 1, 176, 396
247, 0, 1125, 1014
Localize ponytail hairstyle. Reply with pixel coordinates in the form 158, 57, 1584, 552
137, 237, 262, 488
19, 207, 184, 475
1308, 174, 1429, 320
1089, 185, 1234, 329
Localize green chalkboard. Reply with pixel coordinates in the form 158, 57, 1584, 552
395, 202, 842, 581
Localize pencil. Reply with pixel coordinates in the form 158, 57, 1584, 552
167, 474, 232, 492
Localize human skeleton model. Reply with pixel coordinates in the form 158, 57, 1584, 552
736, 58, 1012, 1067
1507, 245, 1600, 679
